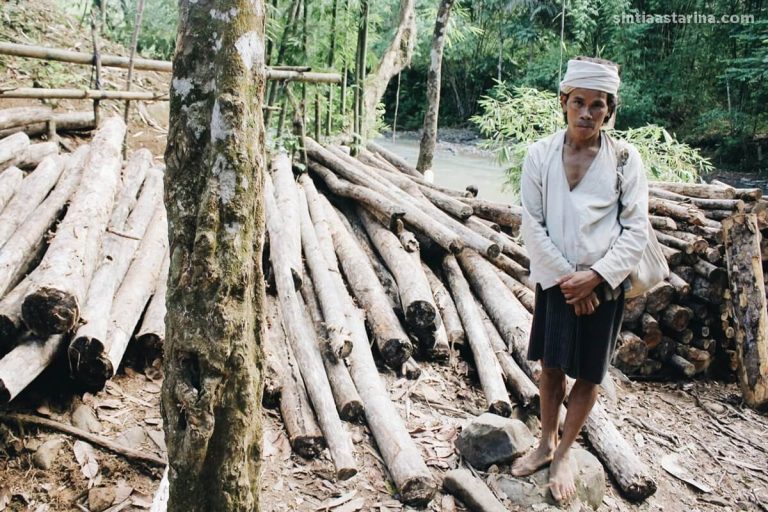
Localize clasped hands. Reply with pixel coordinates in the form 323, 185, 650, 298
557, 270, 604, 316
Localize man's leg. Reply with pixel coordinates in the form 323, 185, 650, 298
548, 378, 599, 502
511, 366, 565, 476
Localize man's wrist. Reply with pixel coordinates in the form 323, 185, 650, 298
589, 269, 605, 284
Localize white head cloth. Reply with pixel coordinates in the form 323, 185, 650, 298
559, 59, 620, 95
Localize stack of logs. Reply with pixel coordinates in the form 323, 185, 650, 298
615, 181, 766, 380
0, 116, 169, 402
263, 138, 660, 505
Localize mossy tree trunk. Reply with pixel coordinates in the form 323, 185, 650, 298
162, 1, 266, 511
416, 0, 454, 176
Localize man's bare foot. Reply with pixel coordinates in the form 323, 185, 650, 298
548, 451, 577, 504
510, 445, 554, 477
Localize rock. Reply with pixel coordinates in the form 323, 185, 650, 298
489, 448, 605, 511
71, 404, 102, 433
88, 487, 116, 512
455, 413, 535, 470
32, 438, 64, 470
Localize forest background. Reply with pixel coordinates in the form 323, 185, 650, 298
61, 0, 767, 172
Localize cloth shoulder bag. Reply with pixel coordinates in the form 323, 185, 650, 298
615, 143, 669, 298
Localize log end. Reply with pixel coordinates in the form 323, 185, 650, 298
290, 434, 326, 459
489, 400, 512, 418
68, 336, 113, 392
380, 337, 413, 369
465, 185, 479, 197
405, 302, 438, 333
0, 382, 11, 405
22, 287, 79, 337
620, 477, 658, 502
427, 344, 451, 363
0, 318, 23, 352
336, 466, 358, 481
486, 243, 501, 259
398, 475, 438, 507
339, 401, 365, 424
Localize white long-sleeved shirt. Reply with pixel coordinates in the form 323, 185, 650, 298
520, 129, 649, 291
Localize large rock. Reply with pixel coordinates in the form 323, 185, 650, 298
455, 413, 535, 470
489, 448, 605, 511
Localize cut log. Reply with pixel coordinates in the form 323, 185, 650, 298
644, 281, 675, 315
649, 197, 706, 226
649, 215, 677, 231
109, 149, 153, 227
0, 155, 66, 247
0, 106, 52, 130
623, 295, 647, 324
0, 279, 30, 345
582, 401, 657, 501
613, 331, 648, 372
358, 206, 439, 338
460, 196, 522, 231
297, 188, 352, 358
668, 354, 696, 377
692, 258, 728, 287
299, 271, 364, 423
0, 147, 88, 297
478, 301, 538, 410
266, 174, 357, 479
70, 205, 168, 391
266, 294, 324, 457
22, 117, 126, 336
0, 132, 29, 168
321, 196, 413, 367
410, 182, 473, 220
655, 231, 697, 254
722, 213, 768, 408
0, 166, 23, 215
136, 251, 169, 357
457, 250, 539, 381
13, 142, 58, 170
443, 468, 507, 512
660, 304, 693, 332
0, 111, 96, 138
658, 230, 707, 254
69, 167, 162, 379
400, 358, 422, 380
422, 263, 465, 349
0, 332, 66, 403
490, 253, 532, 289
443, 255, 511, 416
492, 267, 535, 313
270, 151, 303, 288
365, 140, 422, 178
710, 179, 762, 201
650, 181, 735, 199
641, 313, 662, 349
667, 272, 691, 297
659, 243, 684, 267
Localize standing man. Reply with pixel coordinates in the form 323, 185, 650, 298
512, 57, 650, 503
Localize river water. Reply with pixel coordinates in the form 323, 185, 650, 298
374, 137, 516, 204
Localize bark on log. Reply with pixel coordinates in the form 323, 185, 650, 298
320, 195, 413, 367
644, 281, 675, 314
109, 150, 153, 226
649, 197, 706, 226
641, 313, 662, 350
14, 142, 59, 170
456, 250, 539, 381
22, 117, 126, 336
655, 231, 697, 254
0, 107, 52, 130
722, 213, 768, 408
0, 155, 66, 247
299, 270, 364, 422
69, 167, 162, 377
0, 133, 29, 168
400, 357, 422, 380
651, 181, 735, 199
478, 302, 538, 410
692, 258, 728, 287
613, 331, 648, 371
266, 294, 324, 457
660, 304, 693, 332
0, 147, 88, 297
365, 141, 422, 178
466, 216, 530, 268
623, 295, 647, 324
492, 267, 535, 313
659, 243, 684, 267
668, 354, 696, 377
490, 253, 533, 288
422, 263, 465, 348
358, 206, 439, 337
0, 331, 66, 403
460, 196, 522, 231
0, 279, 30, 345
266, 174, 357, 479
0, 166, 23, 215
582, 401, 657, 501
667, 272, 691, 297
649, 215, 677, 231
443, 468, 507, 512
297, 188, 352, 358
711, 179, 762, 201
137, 251, 169, 356
0, 111, 96, 138
443, 255, 511, 416
658, 230, 708, 254
270, 151, 303, 288
70, 205, 168, 391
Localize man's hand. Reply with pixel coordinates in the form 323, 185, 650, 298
572, 291, 600, 316
558, 270, 604, 304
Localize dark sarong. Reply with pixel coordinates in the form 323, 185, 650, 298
527, 283, 625, 385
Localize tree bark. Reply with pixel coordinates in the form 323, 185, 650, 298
0, 166, 23, 214
13, 142, 59, 170
416, 0, 455, 175
22, 118, 125, 336
0, 132, 29, 168
422, 263, 464, 349
137, 251, 170, 357
722, 213, 768, 408
161, 1, 266, 509
270, 151, 303, 288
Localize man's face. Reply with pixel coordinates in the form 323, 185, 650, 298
560, 88, 610, 142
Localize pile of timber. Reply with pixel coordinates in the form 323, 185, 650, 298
0, 117, 169, 401
616, 181, 767, 382
0, 107, 96, 139
263, 138, 659, 505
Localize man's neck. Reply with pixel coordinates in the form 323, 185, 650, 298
564, 129, 601, 152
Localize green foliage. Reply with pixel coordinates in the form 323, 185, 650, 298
471, 83, 712, 199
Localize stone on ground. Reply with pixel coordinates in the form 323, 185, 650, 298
32, 438, 64, 470
455, 413, 535, 470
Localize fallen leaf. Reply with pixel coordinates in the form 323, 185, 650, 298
130, 492, 153, 509
147, 430, 167, 453
333, 497, 366, 512
0, 486, 10, 510
97, 399, 123, 410
113, 480, 133, 504
314, 490, 357, 510
73, 441, 99, 487
661, 453, 712, 493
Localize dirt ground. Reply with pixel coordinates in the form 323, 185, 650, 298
1, 2, 768, 511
